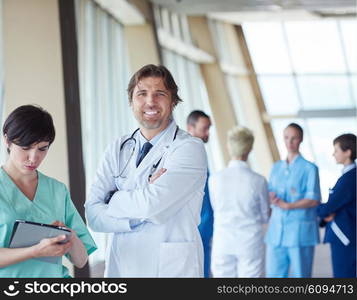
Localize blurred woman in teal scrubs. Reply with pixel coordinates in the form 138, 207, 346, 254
265, 123, 321, 278
0, 105, 96, 277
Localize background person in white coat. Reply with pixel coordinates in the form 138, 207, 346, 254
209, 126, 270, 277
85, 64, 207, 277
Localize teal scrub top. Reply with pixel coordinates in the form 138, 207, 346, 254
0, 168, 97, 277
265, 155, 321, 247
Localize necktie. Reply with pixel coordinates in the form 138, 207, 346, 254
136, 142, 153, 167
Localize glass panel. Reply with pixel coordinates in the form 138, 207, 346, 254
244, 20, 356, 205
285, 21, 346, 73
76, 0, 133, 274
297, 75, 354, 109
226, 75, 245, 124
160, 8, 172, 33
306, 118, 357, 202
339, 20, 357, 73
171, 12, 182, 39
225, 74, 261, 173
0, 0, 5, 164
258, 75, 301, 115
243, 22, 292, 74
180, 14, 192, 44
163, 49, 225, 171
209, 20, 232, 65
351, 75, 357, 106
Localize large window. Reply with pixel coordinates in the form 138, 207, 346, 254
154, 6, 225, 171
76, 0, 135, 273
0, 0, 5, 164
208, 20, 273, 174
243, 19, 357, 201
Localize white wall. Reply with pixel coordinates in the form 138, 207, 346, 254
2, 0, 69, 185
2, 0, 73, 275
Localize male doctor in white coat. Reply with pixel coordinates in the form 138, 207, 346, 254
85, 64, 207, 277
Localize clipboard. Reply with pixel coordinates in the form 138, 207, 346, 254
9, 220, 72, 264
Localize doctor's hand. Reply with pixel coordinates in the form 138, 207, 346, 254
149, 168, 167, 184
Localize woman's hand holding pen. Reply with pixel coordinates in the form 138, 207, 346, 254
52, 221, 76, 240
51, 221, 81, 252
31, 234, 72, 258
0, 234, 72, 269
51, 221, 88, 268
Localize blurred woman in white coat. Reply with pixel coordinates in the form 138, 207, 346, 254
209, 126, 270, 277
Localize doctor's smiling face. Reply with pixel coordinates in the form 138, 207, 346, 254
127, 65, 182, 140
131, 76, 174, 139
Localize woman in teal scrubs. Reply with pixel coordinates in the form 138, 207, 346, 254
265, 123, 321, 277
0, 105, 96, 277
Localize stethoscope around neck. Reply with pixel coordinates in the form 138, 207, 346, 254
114, 126, 179, 179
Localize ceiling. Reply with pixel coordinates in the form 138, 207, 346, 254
95, 0, 356, 25
149, 0, 356, 16
94, 0, 145, 24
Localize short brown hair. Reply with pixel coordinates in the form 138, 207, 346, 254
186, 110, 210, 126
334, 133, 356, 161
127, 64, 182, 107
286, 123, 303, 140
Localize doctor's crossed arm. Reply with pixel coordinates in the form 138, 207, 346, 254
107, 138, 207, 225
86, 135, 207, 230
85, 139, 144, 233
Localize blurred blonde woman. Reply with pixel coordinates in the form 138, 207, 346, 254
209, 126, 270, 277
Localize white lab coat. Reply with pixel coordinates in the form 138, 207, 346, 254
85, 121, 207, 277
209, 160, 270, 277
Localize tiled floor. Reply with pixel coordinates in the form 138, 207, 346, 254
312, 230, 332, 278
90, 229, 333, 278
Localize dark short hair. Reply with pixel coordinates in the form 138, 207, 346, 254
333, 133, 356, 161
127, 64, 182, 107
3, 105, 55, 150
286, 123, 303, 140
187, 110, 210, 126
